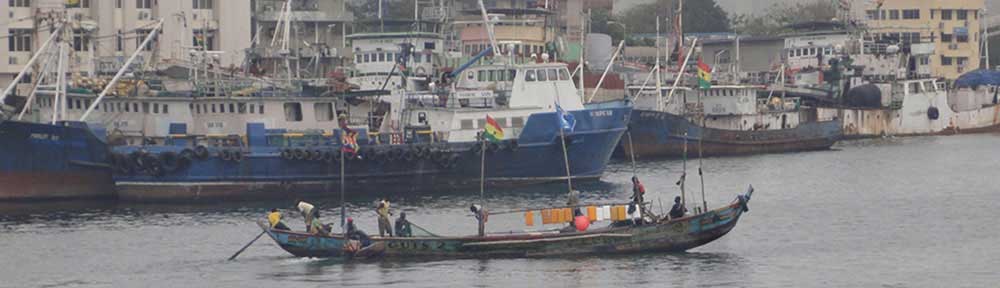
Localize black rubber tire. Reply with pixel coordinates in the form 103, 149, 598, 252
281, 149, 294, 160
159, 151, 180, 172
194, 145, 209, 160
220, 150, 232, 161
293, 149, 307, 160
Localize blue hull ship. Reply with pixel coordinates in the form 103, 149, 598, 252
111, 101, 631, 202
0, 121, 114, 201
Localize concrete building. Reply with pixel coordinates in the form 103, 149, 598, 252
250, 0, 352, 79
0, 0, 252, 90
857, 0, 985, 80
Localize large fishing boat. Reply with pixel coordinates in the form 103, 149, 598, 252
624, 83, 842, 158
108, 60, 630, 202
0, 22, 114, 201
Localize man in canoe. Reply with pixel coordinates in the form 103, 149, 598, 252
376, 198, 393, 237
394, 212, 412, 237
296, 199, 318, 230
669, 196, 688, 219
267, 208, 291, 230
470, 204, 487, 237
346, 217, 372, 247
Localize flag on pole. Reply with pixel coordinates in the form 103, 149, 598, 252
555, 105, 576, 132
483, 115, 504, 143
697, 58, 712, 89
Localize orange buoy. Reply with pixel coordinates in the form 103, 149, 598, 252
574, 215, 590, 231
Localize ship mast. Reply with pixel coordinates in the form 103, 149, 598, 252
80, 19, 165, 122
0, 22, 66, 118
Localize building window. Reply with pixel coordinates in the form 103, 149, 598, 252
284, 103, 302, 121
941, 9, 952, 20
192, 30, 215, 50
9, 0, 30, 7
72, 29, 89, 51
424, 42, 435, 50
866, 10, 877, 20
889, 10, 899, 20
957, 57, 969, 66
136, 0, 152, 9
314, 103, 334, 121
8, 29, 32, 52
116, 30, 123, 51
192, 0, 213, 9
957, 34, 968, 43
957, 10, 968, 20
941, 56, 953, 66
902, 9, 920, 20
136, 29, 155, 51
941, 33, 953, 42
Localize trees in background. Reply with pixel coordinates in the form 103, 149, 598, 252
732, 0, 839, 36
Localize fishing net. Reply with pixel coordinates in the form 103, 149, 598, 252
408, 222, 441, 237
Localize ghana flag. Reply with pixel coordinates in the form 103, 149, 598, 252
697, 58, 712, 89
484, 115, 504, 143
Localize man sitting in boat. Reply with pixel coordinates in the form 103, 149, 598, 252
630, 176, 645, 215
394, 212, 412, 237
470, 204, 487, 237
267, 208, 291, 231
346, 218, 372, 246
669, 196, 688, 220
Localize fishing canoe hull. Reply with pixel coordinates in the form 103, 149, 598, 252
261, 191, 752, 259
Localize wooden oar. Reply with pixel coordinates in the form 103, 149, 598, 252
228, 230, 267, 261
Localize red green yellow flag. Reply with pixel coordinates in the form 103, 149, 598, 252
697, 58, 712, 89
484, 115, 504, 143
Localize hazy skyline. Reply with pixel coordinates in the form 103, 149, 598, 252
615, 0, 1000, 17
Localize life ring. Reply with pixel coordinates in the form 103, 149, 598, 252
231, 150, 244, 162
927, 107, 940, 120
293, 149, 307, 160
280, 149, 294, 160
159, 151, 180, 172
194, 145, 209, 160
415, 66, 427, 75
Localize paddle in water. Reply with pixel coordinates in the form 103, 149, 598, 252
228, 230, 266, 261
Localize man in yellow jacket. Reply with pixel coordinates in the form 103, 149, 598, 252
267, 208, 291, 230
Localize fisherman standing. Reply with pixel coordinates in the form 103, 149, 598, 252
295, 200, 321, 233
376, 198, 393, 237
470, 204, 487, 237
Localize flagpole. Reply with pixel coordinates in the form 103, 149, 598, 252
480, 136, 486, 203
340, 132, 346, 231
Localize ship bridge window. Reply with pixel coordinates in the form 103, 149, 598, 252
314, 103, 334, 122
488, 70, 496, 82
512, 117, 524, 128
153, 103, 160, 113
559, 68, 569, 81
537, 69, 548, 81
364, 54, 370, 63
238, 103, 246, 114
284, 102, 303, 122
211, 104, 217, 113
548, 69, 558, 81
378, 53, 385, 62
259, 104, 265, 114
461, 119, 474, 130
478, 70, 486, 82
249, 104, 255, 114
195, 104, 201, 114
229, 103, 235, 114
525, 70, 536, 82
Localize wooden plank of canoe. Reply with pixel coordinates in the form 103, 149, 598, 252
461, 233, 633, 247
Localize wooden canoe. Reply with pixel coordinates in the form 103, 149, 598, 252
260, 188, 753, 259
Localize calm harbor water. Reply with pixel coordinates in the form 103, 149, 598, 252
2, 133, 1000, 287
